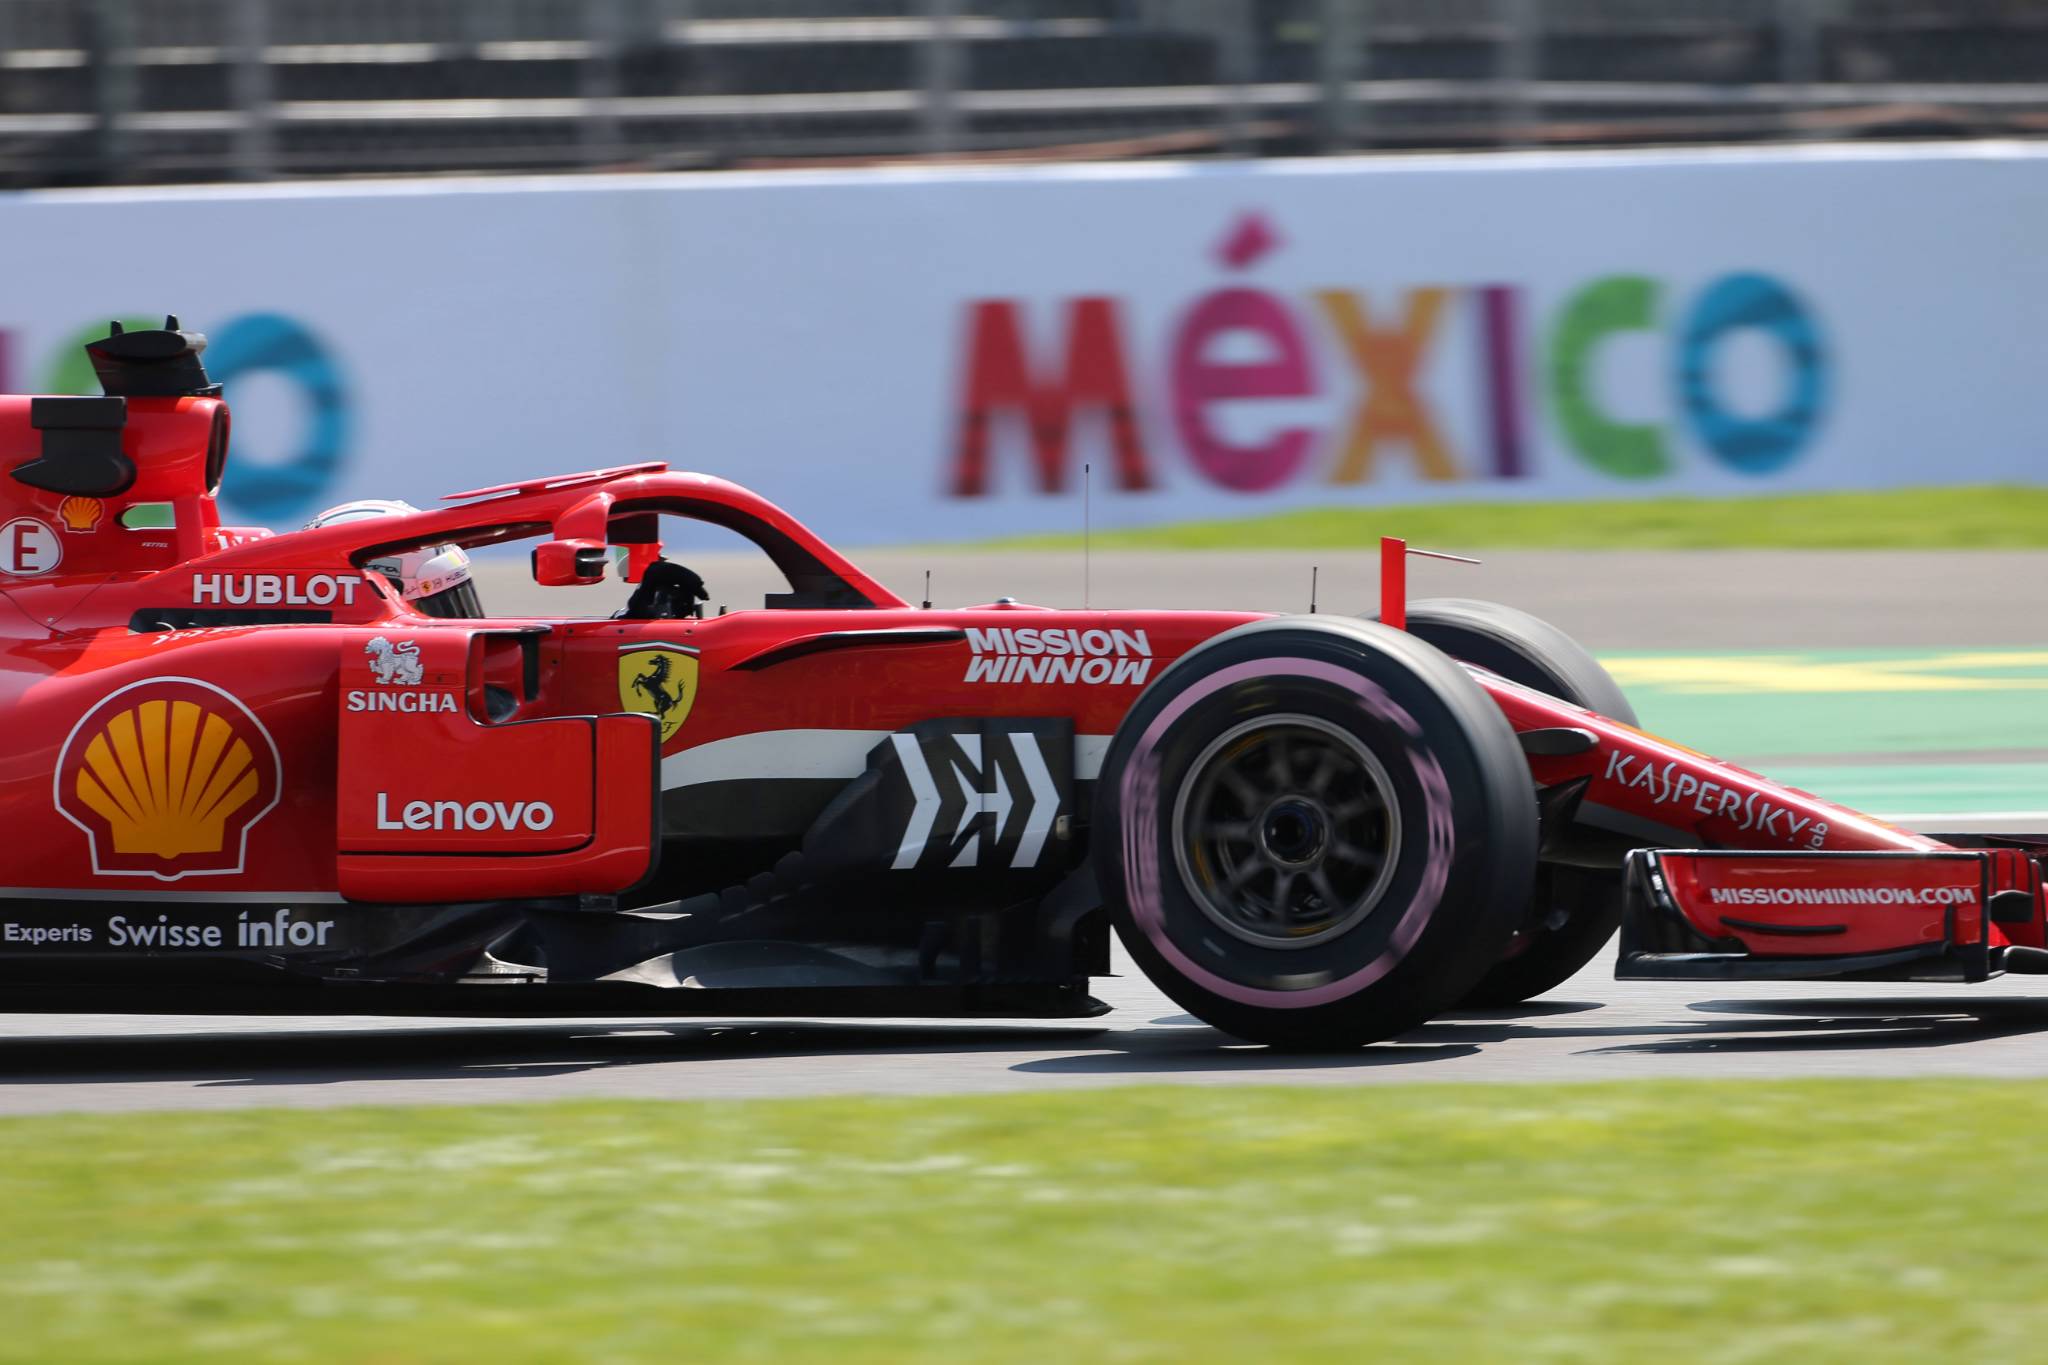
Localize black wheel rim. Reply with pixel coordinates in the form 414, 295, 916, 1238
1170, 714, 1401, 950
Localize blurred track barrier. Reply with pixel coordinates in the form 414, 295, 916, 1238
0, 142, 2041, 542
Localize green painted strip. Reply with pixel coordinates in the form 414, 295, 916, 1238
1761, 762, 2048, 819
118, 502, 174, 530
1601, 650, 2048, 760
972, 485, 2048, 550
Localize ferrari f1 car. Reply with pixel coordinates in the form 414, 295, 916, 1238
0, 319, 2041, 1048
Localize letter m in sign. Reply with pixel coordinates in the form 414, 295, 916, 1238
949, 300, 1153, 496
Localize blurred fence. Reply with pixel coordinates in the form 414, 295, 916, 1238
3, 0, 2047, 186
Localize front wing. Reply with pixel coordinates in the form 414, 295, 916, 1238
1618, 846, 2047, 983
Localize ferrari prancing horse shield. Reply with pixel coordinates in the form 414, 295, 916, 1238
618, 644, 699, 744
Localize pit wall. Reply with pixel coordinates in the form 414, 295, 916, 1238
1, 141, 2042, 545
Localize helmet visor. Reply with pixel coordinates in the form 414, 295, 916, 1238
415, 578, 484, 619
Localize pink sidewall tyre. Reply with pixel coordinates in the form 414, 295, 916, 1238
1382, 598, 1635, 1008
1094, 618, 1537, 1049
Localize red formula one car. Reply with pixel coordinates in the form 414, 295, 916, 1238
0, 319, 2040, 1047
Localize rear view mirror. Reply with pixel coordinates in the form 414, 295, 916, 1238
531, 537, 607, 587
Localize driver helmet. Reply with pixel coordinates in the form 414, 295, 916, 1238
304, 498, 483, 619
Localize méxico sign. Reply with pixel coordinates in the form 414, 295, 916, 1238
947, 210, 1827, 505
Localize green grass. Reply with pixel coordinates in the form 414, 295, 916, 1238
9, 1081, 2048, 1362
975, 485, 2048, 551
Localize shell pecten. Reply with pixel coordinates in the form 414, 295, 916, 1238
73, 698, 259, 858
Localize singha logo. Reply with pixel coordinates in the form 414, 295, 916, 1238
364, 636, 423, 686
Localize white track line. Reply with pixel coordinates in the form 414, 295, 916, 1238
1887, 811, 2048, 830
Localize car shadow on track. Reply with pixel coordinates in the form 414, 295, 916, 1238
0, 1021, 1138, 1091
1008, 1000, 1612, 1076
1, 995, 2045, 1095
1585, 996, 2048, 1056
1026, 997, 2048, 1075
1417, 995, 2048, 1058
1009, 1035, 1486, 1075
1145, 1000, 1601, 1029
0, 1001, 1595, 1092
0, 1018, 1492, 1091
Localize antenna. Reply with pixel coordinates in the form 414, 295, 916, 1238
922, 569, 932, 611
1082, 462, 1092, 610
1309, 565, 1318, 615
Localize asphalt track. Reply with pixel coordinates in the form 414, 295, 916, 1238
11, 549, 2048, 1114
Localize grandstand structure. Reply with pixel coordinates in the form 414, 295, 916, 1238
2, 0, 2045, 186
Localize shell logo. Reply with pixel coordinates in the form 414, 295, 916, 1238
57, 496, 103, 533
55, 678, 282, 880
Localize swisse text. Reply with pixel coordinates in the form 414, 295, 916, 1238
192, 573, 362, 606
347, 690, 459, 714
375, 794, 556, 832
0, 911, 337, 952
107, 910, 337, 949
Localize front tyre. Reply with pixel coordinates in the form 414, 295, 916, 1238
1385, 598, 1635, 1007
1095, 619, 1537, 1048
